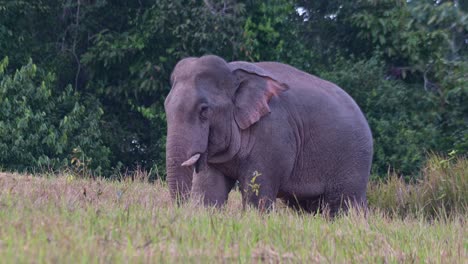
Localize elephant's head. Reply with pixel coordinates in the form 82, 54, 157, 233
165, 55, 288, 202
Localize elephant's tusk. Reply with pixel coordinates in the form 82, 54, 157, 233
181, 154, 201, 167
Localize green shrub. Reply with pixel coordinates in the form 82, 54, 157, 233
0, 57, 110, 174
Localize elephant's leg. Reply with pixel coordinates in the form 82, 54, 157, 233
283, 196, 322, 214
323, 184, 368, 217
303, 198, 323, 214
282, 196, 303, 211
191, 166, 236, 207
239, 170, 278, 212
336, 192, 368, 215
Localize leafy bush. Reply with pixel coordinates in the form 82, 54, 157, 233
348, 0, 468, 161
0, 57, 110, 173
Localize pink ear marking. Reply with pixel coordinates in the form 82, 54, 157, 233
265, 79, 289, 100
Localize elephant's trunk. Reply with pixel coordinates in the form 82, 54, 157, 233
166, 135, 193, 201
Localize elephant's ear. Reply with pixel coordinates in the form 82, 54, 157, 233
229, 62, 289, 130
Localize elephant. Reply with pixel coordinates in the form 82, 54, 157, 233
164, 55, 373, 215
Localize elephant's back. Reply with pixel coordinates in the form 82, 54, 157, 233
254, 61, 333, 93
254, 61, 367, 125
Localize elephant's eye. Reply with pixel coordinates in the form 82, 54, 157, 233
200, 105, 209, 121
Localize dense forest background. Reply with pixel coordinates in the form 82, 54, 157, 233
0, 0, 466, 179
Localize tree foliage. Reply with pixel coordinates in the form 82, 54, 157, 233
0, 57, 109, 173
0, 0, 466, 178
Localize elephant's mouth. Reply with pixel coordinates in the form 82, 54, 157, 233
181, 152, 208, 173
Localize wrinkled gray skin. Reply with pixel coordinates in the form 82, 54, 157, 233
165, 55, 373, 215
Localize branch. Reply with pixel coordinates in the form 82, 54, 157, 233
203, 0, 217, 15
73, 0, 81, 91
423, 66, 441, 94
203, 0, 233, 15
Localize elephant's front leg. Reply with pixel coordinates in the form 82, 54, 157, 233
191, 166, 236, 207
239, 170, 278, 212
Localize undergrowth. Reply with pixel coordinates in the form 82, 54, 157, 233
368, 154, 467, 219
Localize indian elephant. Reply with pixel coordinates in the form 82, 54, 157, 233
165, 55, 373, 215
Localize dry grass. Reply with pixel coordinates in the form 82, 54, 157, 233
0, 156, 466, 263
368, 155, 467, 219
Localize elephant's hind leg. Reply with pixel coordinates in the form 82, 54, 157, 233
283, 196, 323, 214
323, 189, 368, 217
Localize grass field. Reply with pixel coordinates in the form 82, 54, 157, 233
0, 156, 466, 263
